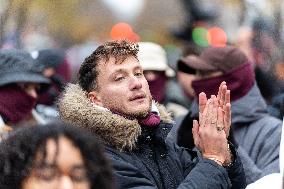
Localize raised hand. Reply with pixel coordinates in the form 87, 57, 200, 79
217, 81, 231, 138
193, 96, 228, 165
193, 81, 233, 166
199, 81, 231, 137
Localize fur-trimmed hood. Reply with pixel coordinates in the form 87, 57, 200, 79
58, 83, 173, 151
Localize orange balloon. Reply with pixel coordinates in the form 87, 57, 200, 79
110, 22, 139, 42
207, 27, 227, 47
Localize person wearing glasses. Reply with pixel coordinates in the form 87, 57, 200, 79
0, 121, 115, 189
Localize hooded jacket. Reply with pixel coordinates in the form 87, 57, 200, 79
59, 83, 246, 189
189, 83, 282, 184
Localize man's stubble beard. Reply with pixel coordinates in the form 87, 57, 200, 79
130, 95, 152, 118
102, 95, 153, 118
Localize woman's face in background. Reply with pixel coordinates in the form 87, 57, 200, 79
21, 136, 91, 189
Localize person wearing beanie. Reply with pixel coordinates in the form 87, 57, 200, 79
137, 42, 189, 118
0, 49, 50, 140
173, 45, 282, 184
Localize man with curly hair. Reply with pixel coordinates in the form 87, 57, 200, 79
0, 122, 115, 189
58, 40, 246, 189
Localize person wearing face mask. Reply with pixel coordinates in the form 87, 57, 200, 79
173, 46, 282, 184
30, 49, 71, 121
0, 49, 50, 139
31, 49, 71, 106
137, 42, 189, 118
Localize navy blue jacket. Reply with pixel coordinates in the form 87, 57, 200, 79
106, 122, 246, 189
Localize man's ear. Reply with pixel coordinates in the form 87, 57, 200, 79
88, 91, 103, 106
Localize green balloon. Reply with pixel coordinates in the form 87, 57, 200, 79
192, 27, 209, 47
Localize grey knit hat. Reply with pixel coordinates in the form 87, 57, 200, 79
0, 49, 50, 87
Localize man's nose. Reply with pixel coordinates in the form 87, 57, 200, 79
58, 175, 73, 189
129, 76, 142, 90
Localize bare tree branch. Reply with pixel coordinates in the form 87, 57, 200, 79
238, 0, 247, 25
15, 0, 32, 48
0, 0, 14, 47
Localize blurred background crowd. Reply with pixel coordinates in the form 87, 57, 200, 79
0, 0, 284, 188
1, 0, 284, 111
1, 0, 284, 118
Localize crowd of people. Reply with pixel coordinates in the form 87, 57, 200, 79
0, 12, 284, 188
0, 39, 283, 189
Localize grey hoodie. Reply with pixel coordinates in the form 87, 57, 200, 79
190, 83, 282, 184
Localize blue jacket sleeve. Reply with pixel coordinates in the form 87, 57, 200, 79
107, 141, 246, 189
172, 141, 247, 189
109, 153, 232, 189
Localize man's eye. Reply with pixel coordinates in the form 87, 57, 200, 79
34, 167, 58, 181
135, 72, 143, 76
69, 169, 89, 182
115, 76, 125, 81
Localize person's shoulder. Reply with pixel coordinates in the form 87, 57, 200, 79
245, 114, 282, 130
105, 146, 135, 162
246, 115, 282, 141
105, 146, 124, 156
255, 115, 282, 129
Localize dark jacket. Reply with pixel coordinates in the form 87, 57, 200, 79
59, 84, 247, 189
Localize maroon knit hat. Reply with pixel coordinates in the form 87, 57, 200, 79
178, 46, 248, 73
186, 46, 255, 101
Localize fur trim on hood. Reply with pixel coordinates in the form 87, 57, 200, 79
58, 83, 173, 151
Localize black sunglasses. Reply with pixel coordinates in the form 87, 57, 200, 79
177, 61, 197, 74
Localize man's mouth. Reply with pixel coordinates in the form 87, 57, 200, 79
129, 94, 146, 101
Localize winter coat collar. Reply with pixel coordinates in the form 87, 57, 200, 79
58, 83, 173, 151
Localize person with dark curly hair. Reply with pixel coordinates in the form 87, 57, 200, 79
58, 40, 246, 189
0, 122, 115, 189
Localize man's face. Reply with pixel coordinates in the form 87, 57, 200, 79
89, 56, 152, 118
177, 71, 196, 98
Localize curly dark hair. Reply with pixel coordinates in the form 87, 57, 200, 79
78, 40, 139, 92
0, 121, 115, 189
